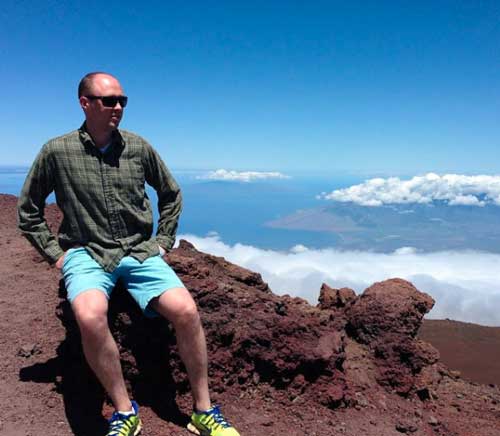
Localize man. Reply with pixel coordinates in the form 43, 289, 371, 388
17, 72, 240, 436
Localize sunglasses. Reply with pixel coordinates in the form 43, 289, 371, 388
85, 95, 128, 108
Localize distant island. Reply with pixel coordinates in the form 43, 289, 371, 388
266, 201, 500, 253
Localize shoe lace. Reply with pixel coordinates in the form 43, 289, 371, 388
204, 405, 231, 430
108, 412, 134, 436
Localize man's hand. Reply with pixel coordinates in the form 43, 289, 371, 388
55, 252, 67, 270
158, 245, 166, 257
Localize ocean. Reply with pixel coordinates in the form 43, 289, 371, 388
0, 166, 363, 250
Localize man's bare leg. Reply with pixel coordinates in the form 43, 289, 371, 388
151, 287, 211, 411
71, 289, 132, 412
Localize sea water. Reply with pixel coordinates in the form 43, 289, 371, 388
0, 166, 362, 250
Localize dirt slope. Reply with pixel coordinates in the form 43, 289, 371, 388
419, 319, 500, 386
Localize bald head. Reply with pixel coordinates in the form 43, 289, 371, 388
78, 72, 120, 98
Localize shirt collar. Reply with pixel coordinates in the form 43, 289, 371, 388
78, 122, 125, 152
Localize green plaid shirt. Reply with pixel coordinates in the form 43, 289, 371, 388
17, 123, 182, 272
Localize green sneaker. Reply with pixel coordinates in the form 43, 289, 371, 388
187, 405, 240, 436
106, 400, 142, 436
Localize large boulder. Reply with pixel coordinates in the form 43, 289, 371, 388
346, 278, 439, 394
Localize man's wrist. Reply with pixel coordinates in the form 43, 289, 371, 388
156, 235, 174, 252
46, 245, 65, 264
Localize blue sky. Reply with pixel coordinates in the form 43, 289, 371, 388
1, 1, 499, 174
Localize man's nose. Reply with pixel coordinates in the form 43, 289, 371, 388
112, 101, 123, 111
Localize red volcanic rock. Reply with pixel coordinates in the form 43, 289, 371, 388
347, 279, 434, 344
317, 283, 356, 310
2, 194, 500, 436
162, 240, 348, 408
346, 279, 438, 395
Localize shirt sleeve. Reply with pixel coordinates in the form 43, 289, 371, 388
143, 142, 182, 251
17, 144, 64, 263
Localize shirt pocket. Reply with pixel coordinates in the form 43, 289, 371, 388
121, 162, 146, 206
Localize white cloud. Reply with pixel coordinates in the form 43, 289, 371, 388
290, 244, 309, 254
196, 169, 290, 182
320, 173, 500, 206
177, 234, 500, 326
393, 247, 418, 255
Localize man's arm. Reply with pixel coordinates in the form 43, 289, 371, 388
143, 142, 182, 251
17, 144, 64, 264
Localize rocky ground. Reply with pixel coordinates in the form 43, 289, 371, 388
1, 193, 499, 436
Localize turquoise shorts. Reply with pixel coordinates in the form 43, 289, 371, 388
62, 247, 185, 317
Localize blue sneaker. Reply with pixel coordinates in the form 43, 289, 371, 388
106, 400, 142, 436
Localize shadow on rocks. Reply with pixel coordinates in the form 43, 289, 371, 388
19, 279, 189, 436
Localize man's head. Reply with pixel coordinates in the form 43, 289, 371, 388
78, 72, 127, 133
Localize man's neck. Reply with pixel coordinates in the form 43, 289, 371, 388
85, 124, 114, 149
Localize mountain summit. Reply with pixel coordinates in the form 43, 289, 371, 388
1, 193, 499, 435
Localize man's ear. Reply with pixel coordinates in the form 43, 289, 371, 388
79, 96, 88, 111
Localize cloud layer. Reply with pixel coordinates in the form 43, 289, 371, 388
196, 169, 290, 182
319, 173, 500, 206
178, 234, 500, 326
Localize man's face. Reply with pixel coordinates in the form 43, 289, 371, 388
80, 74, 125, 132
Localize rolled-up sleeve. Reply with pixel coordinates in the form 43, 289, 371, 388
143, 142, 182, 251
17, 144, 64, 263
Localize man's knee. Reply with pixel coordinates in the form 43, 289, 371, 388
71, 290, 109, 336
155, 288, 200, 326
173, 298, 200, 325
